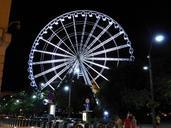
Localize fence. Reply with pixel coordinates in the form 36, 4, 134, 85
0, 117, 115, 128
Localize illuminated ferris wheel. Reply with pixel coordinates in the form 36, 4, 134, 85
28, 10, 134, 91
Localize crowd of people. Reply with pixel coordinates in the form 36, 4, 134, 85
114, 112, 138, 128
114, 112, 161, 128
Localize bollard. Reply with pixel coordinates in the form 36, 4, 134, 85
45, 121, 48, 128
96, 123, 106, 128
40, 121, 45, 128
28, 119, 31, 126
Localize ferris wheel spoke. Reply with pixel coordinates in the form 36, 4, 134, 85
86, 31, 124, 55
83, 61, 109, 81
49, 28, 75, 55
34, 61, 72, 78
82, 18, 100, 52
87, 44, 130, 57
48, 84, 55, 91
42, 64, 72, 90
33, 49, 71, 58
39, 37, 74, 57
80, 62, 92, 85
72, 15, 79, 53
86, 57, 130, 61
61, 21, 77, 54
32, 58, 72, 65
82, 64, 100, 88
56, 73, 68, 88
80, 14, 87, 52
56, 61, 78, 88
84, 23, 112, 53
83, 59, 109, 69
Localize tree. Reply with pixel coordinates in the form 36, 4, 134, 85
121, 88, 150, 110
154, 76, 171, 112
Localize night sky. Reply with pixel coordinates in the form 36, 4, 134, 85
2, 0, 171, 93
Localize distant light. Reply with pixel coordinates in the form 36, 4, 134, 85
164, 114, 167, 117
43, 99, 49, 105
5, 116, 9, 119
154, 34, 165, 43
49, 104, 56, 116
103, 110, 109, 116
16, 99, 20, 103
40, 83, 44, 86
143, 66, 149, 70
96, 100, 99, 105
40, 92, 44, 99
40, 83, 45, 86
95, 98, 100, 105
64, 86, 69, 92
32, 95, 37, 99
82, 112, 87, 122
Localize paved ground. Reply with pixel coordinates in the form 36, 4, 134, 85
0, 126, 40, 128
140, 123, 171, 128
1, 123, 171, 128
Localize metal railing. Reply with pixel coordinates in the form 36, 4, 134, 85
0, 117, 115, 128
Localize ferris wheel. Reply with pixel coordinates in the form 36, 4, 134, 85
28, 10, 134, 91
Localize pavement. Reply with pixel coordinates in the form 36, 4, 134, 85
0, 125, 40, 128
1, 123, 171, 128
0, 124, 40, 128
140, 123, 171, 128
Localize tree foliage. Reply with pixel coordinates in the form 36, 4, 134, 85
121, 88, 150, 110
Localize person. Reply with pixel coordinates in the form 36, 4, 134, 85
132, 116, 138, 128
123, 112, 133, 128
156, 114, 160, 128
115, 116, 123, 128
83, 98, 91, 111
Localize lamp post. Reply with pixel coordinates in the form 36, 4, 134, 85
146, 34, 165, 128
64, 85, 71, 118
147, 54, 156, 128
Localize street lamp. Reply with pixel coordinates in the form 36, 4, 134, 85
103, 110, 109, 117
32, 95, 37, 99
64, 85, 71, 118
154, 34, 165, 43
143, 66, 149, 71
103, 110, 109, 122
64, 86, 69, 92
147, 34, 165, 128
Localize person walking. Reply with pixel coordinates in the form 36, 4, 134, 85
156, 114, 161, 128
115, 116, 123, 128
132, 116, 138, 128
123, 112, 133, 128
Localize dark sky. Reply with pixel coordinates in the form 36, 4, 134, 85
2, 0, 171, 92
